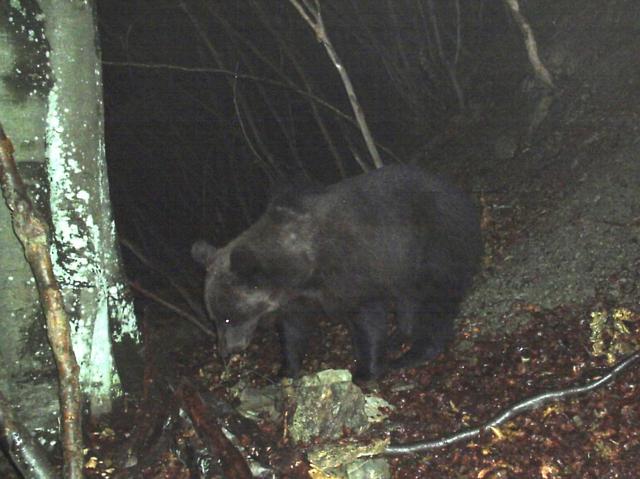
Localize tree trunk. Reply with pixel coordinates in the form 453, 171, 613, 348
39, 0, 140, 417
0, 5, 140, 467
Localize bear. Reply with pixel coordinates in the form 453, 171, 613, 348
192, 164, 482, 380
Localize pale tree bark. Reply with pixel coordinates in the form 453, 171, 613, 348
0, 5, 139, 471
38, 0, 140, 417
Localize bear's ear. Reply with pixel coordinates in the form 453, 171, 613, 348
229, 246, 264, 284
192, 240, 217, 267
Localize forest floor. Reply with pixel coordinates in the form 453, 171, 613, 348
76, 1, 640, 478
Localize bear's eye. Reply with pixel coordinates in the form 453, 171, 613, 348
224, 318, 231, 324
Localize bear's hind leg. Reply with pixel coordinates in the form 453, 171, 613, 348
351, 301, 388, 381
389, 300, 457, 370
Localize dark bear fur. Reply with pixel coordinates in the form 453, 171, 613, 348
192, 164, 482, 380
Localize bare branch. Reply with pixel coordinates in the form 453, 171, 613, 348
427, 0, 465, 110
102, 60, 399, 162
288, 0, 384, 169
118, 237, 205, 319
128, 282, 216, 340
503, 0, 555, 89
0, 124, 84, 478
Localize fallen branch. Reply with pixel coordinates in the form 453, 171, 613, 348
0, 390, 56, 479
114, 318, 180, 477
385, 351, 640, 455
177, 381, 253, 479
0, 124, 84, 478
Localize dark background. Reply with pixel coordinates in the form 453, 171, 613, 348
97, 0, 524, 275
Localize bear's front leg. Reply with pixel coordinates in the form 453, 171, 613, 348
277, 314, 312, 378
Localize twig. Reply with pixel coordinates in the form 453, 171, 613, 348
231, 66, 267, 175
427, 0, 465, 110
179, 2, 281, 179
119, 237, 205, 319
250, 0, 346, 177
207, 6, 308, 175
0, 124, 84, 478
385, 351, 640, 454
288, 0, 383, 169
101, 61, 352, 125
128, 281, 216, 339
102, 60, 400, 163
